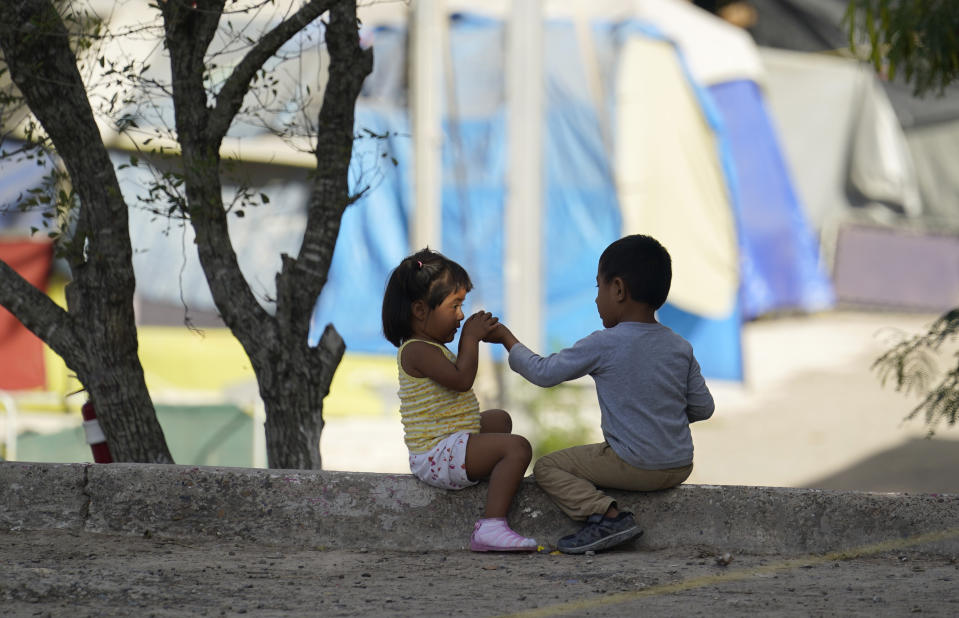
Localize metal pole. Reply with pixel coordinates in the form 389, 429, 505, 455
410, 0, 445, 252
253, 398, 266, 468
505, 0, 544, 352
1, 390, 18, 461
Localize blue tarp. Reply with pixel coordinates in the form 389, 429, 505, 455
0, 144, 51, 232
312, 17, 623, 359
708, 79, 834, 319
0, 15, 834, 383
309, 15, 830, 381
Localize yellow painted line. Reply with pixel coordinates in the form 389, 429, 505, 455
501, 527, 959, 618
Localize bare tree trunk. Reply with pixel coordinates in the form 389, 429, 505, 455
258, 325, 344, 469
162, 0, 371, 469
0, 0, 172, 463
265, 3, 372, 469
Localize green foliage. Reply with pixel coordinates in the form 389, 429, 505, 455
3, 1, 390, 249
0, 2, 105, 259
0, 141, 79, 258
2, 1, 324, 252
846, 1, 959, 434
873, 309, 959, 434
845, 0, 959, 96
512, 379, 598, 460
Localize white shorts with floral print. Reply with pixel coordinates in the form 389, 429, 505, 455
409, 431, 477, 490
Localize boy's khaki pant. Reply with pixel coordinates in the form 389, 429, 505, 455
532, 442, 693, 521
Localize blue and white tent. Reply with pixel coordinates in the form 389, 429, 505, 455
309, 1, 833, 381
0, 1, 835, 384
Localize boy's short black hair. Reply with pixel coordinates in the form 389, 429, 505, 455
381, 248, 473, 347
598, 235, 671, 309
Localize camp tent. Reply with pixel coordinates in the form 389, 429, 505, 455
1, 0, 835, 389
309, 1, 833, 381
746, 0, 959, 312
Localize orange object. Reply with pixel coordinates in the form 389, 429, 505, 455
0, 239, 53, 390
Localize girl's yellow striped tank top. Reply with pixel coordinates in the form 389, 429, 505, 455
397, 339, 481, 453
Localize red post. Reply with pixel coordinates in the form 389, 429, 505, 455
80, 400, 113, 463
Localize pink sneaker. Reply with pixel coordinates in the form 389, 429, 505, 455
469, 517, 537, 552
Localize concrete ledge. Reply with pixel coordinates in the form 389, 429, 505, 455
2, 462, 958, 556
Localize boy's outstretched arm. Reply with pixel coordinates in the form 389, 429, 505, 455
487, 324, 598, 388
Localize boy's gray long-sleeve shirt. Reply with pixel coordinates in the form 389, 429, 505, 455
508, 321, 714, 470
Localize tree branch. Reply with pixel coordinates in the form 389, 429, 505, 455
207, 0, 337, 144
0, 0, 134, 362
0, 259, 79, 358
275, 2, 371, 341
160, 1, 279, 346
160, 0, 226, 147
0, 2, 113, 261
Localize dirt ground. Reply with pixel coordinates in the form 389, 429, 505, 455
3, 528, 958, 617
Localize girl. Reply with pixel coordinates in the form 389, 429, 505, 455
382, 248, 537, 552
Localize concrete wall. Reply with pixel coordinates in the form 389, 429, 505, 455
2, 462, 958, 555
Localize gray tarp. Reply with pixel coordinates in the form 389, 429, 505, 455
759, 47, 922, 231
748, 0, 959, 229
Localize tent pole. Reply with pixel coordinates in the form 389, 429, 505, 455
410, 0, 445, 252
506, 0, 544, 353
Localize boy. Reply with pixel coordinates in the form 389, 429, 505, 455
485, 234, 714, 553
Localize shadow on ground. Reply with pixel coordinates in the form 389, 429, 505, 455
801, 437, 959, 494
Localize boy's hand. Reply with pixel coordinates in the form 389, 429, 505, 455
461, 311, 499, 343
482, 322, 509, 343
483, 322, 519, 350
